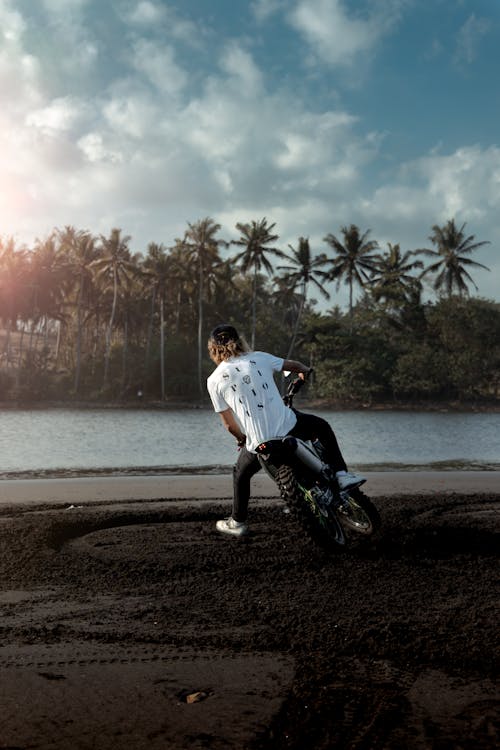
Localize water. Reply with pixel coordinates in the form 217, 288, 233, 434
0, 407, 499, 475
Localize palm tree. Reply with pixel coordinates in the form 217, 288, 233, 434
323, 224, 378, 329
277, 237, 330, 357
115, 267, 142, 395
143, 242, 175, 400
166, 241, 199, 335
0, 237, 29, 366
28, 233, 69, 370
91, 228, 136, 388
368, 243, 424, 305
183, 218, 225, 396
57, 227, 97, 392
272, 276, 303, 333
210, 256, 238, 318
419, 219, 490, 298
232, 218, 284, 348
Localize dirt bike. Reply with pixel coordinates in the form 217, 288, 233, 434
256, 374, 380, 551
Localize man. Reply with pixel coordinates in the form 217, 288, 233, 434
207, 324, 365, 537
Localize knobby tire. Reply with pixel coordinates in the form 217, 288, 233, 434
276, 464, 345, 550
338, 486, 381, 537
275, 464, 380, 551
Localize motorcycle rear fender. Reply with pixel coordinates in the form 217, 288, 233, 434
257, 435, 327, 477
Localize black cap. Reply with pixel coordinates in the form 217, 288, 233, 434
210, 324, 239, 344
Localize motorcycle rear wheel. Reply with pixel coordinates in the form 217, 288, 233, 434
276, 464, 346, 549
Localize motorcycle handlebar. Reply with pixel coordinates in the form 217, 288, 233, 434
284, 369, 313, 406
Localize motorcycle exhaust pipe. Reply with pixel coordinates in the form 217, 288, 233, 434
283, 436, 327, 475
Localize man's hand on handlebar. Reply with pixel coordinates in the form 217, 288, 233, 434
297, 367, 314, 381
282, 359, 313, 379
284, 367, 314, 406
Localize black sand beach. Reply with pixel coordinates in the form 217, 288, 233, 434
0, 473, 498, 749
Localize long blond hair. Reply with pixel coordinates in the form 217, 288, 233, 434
208, 325, 250, 364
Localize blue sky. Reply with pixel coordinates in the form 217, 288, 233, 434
1, 0, 499, 307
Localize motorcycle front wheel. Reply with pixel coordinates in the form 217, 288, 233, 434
336, 486, 381, 536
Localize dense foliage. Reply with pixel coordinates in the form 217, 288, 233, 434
0, 218, 497, 405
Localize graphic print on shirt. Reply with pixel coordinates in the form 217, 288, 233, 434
207, 351, 297, 452
220, 357, 272, 416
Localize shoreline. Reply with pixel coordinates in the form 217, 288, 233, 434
0, 470, 499, 508
0, 460, 499, 481
1, 398, 499, 413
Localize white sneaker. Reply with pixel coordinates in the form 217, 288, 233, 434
336, 471, 366, 491
216, 517, 249, 537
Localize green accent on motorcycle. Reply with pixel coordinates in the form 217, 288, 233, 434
299, 484, 321, 518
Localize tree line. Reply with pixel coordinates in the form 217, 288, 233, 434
0, 217, 498, 405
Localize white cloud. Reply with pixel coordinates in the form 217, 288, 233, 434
0, 2, 26, 41
274, 111, 358, 171
0, 0, 497, 307
180, 93, 248, 163
77, 132, 123, 163
288, 0, 406, 68
131, 39, 188, 95
0, 48, 42, 118
286, 0, 410, 73
219, 43, 263, 94
26, 97, 88, 135
361, 145, 500, 224
290, 0, 372, 66
175, 57, 370, 211
251, 0, 286, 22
102, 84, 160, 139
124, 1, 200, 46
417, 145, 500, 221
127, 0, 165, 25
41, 0, 90, 11
454, 14, 491, 65
0, 3, 42, 116
36, 0, 99, 75
355, 144, 500, 302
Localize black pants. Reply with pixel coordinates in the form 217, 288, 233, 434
231, 411, 348, 522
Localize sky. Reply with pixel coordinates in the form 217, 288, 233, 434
1, 0, 499, 308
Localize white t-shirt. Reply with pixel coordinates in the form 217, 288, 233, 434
207, 351, 297, 452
